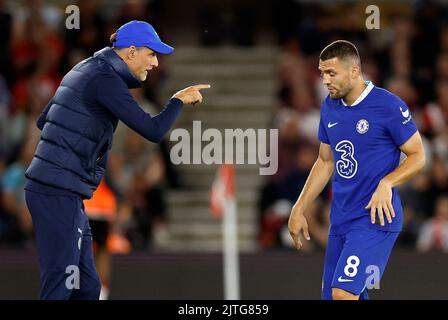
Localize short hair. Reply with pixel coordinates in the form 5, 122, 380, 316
110, 33, 117, 46
319, 40, 360, 64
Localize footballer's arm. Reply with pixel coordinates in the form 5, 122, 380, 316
288, 142, 334, 249
384, 131, 426, 187
366, 131, 426, 225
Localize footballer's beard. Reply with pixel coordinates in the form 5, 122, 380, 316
329, 85, 351, 100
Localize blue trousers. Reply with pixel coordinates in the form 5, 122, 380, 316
25, 190, 101, 300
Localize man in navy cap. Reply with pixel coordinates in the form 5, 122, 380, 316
24, 20, 210, 300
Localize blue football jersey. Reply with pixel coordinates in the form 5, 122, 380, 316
318, 81, 418, 235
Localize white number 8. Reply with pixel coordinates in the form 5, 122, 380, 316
344, 255, 360, 277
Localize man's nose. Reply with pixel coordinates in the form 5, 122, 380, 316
152, 56, 159, 68
322, 75, 331, 86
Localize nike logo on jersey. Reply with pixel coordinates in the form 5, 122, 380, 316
328, 122, 338, 128
400, 107, 409, 118
337, 276, 354, 283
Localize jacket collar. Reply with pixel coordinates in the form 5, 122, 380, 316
94, 47, 142, 89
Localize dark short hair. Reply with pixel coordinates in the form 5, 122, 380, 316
319, 40, 360, 64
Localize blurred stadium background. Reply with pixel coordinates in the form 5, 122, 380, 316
0, 0, 448, 299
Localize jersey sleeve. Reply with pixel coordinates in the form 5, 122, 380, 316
386, 98, 418, 147
318, 103, 330, 144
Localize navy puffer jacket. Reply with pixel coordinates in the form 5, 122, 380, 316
25, 47, 183, 199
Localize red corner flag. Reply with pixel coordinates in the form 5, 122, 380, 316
210, 164, 235, 218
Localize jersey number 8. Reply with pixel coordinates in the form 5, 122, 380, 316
344, 255, 360, 277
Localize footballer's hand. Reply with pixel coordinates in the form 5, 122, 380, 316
365, 179, 395, 226
172, 84, 211, 105
288, 208, 311, 250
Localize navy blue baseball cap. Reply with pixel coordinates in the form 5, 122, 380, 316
113, 20, 174, 54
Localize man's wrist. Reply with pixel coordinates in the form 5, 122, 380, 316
380, 178, 393, 188
292, 203, 305, 216
170, 97, 184, 107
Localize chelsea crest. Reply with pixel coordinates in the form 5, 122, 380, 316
356, 119, 369, 134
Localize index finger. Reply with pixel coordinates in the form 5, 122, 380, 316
192, 84, 211, 90
370, 205, 376, 224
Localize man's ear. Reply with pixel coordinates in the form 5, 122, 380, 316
352, 63, 360, 79
128, 46, 137, 60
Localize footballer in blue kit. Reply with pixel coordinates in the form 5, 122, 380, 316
288, 40, 426, 300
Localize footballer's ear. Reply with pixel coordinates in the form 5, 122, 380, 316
351, 63, 361, 78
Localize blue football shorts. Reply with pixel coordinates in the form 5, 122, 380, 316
321, 228, 399, 300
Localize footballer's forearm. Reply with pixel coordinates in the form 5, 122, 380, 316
382, 151, 425, 188
292, 157, 334, 214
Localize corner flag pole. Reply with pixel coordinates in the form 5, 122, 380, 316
222, 190, 240, 300
210, 164, 240, 300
